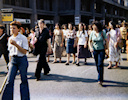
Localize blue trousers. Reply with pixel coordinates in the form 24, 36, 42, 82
93, 50, 105, 82
2, 56, 30, 100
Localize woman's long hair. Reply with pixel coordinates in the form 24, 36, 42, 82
78, 23, 85, 34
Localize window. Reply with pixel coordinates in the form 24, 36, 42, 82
11, 0, 15, 5
120, 0, 124, 6
81, 0, 91, 11
3, 0, 11, 4
15, 0, 20, 6
49, 0, 53, 11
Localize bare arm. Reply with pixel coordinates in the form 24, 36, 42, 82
47, 38, 52, 50
61, 30, 64, 47
74, 37, 78, 47
88, 38, 93, 52
47, 38, 52, 53
84, 37, 88, 48
10, 39, 27, 54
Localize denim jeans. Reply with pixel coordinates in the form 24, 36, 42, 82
2, 56, 30, 100
93, 50, 105, 82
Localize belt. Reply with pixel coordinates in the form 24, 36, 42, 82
12, 55, 25, 58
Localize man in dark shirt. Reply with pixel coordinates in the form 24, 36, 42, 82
0, 25, 9, 70
34, 19, 52, 81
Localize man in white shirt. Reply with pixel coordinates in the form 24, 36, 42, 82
2, 21, 30, 100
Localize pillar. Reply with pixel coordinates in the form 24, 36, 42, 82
91, 0, 95, 20
30, 0, 37, 28
54, 0, 59, 24
75, 0, 81, 25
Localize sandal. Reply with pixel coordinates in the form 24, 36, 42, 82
72, 61, 75, 64
107, 65, 112, 69
65, 62, 69, 65
98, 81, 103, 86
76, 63, 80, 66
113, 66, 118, 68
52, 61, 57, 63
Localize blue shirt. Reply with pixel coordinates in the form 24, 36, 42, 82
89, 31, 107, 50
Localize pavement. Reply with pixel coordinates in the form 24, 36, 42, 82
0, 53, 128, 100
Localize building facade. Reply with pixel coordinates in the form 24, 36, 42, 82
0, 0, 128, 28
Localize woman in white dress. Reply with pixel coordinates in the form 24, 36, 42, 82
107, 21, 122, 69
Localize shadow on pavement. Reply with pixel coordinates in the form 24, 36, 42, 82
103, 80, 128, 87
27, 73, 128, 87
119, 66, 128, 70
0, 71, 7, 77
122, 58, 127, 61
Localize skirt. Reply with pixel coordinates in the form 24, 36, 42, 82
77, 45, 89, 58
66, 39, 76, 54
54, 42, 63, 58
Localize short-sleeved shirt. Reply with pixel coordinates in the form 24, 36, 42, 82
89, 31, 107, 50
8, 32, 28, 57
34, 28, 51, 55
77, 30, 88, 45
66, 29, 76, 39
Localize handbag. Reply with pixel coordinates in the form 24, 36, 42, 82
118, 39, 124, 49
32, 41, 40, 56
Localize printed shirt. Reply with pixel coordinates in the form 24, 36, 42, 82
89, 31, 107, 50
77, 30, 88, 45
66, 29, 76, 39
8, 32, 28, 57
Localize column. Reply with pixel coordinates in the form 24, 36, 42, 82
0, 0, 3, 24
75, 0, 81, 25
110, 6, 113, 21
91, 0, 95, 20
54, 0, 59, 24
30, 0, 37, 28
101, 2, 106, 25
102, 3, 105, 20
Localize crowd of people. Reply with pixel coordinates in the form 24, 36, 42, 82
0, 19, 128, 100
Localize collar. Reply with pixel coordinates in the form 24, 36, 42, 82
0, 33, 6, 40
12, 32, 21, 39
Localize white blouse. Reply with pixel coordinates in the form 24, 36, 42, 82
77, 30, 88, 45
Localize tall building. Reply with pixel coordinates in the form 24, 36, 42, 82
0, 0, 128, 29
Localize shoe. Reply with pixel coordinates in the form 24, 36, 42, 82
7, 66, 9, 71
44, 71, 50, 75
65, 62, 69, 65
113, 66, 118, 68
36, 78, 40, 81
98, 81, 103, 86
107, 65, 112, 69
52, 61, 57, 64
84, 62, 87, 65
76, 63, 80, 66
72, 61, 75, 64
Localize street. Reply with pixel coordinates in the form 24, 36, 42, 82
0, 53, 128, 100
